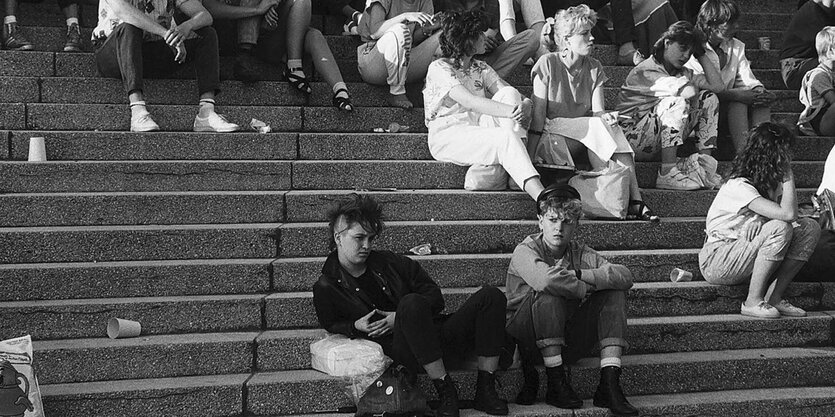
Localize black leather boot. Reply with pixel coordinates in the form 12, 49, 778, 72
432, 375, 460, 417
515, 362, 539, 405
593, 366, 639, 416
545, 365, 583, 409
473, 371, 509, 415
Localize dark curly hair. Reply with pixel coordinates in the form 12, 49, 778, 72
652, 20, 705, 63
729, 122, 795, 198
326, 194, 385, 251
439, 9, 489, 70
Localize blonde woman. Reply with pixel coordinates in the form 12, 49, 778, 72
529, 5, 658, 221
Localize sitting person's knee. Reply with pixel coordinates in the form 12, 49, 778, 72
398, 293, 431, 316
762, 219, 794, 243
493, 85, 522, 105
475, 286, 506, 306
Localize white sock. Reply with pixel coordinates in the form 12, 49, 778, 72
287, 59, 303, 70
543, 354, 563, 368
333, 82, 348, 98
600, 357, 621, 369
4, 16, 17, 25
66, 17, 79, 27
198, 98, 215, 116
129, 101, 148, 116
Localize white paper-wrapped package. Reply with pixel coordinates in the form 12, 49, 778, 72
310, 333, 389, 376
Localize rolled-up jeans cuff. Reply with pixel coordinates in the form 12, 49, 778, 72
536, 337, 565, 349
597, 337, 629, 352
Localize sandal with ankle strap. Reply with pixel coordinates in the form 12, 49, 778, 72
627, 199, 660, 222
332, 87, 354, 112
284, 66, 311, 94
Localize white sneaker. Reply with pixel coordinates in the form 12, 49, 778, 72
130, 112, 160, 132
740, 301, 780, 319
773, 299, 807, 317
656, 167, 701, 191
193, 113, 240, 133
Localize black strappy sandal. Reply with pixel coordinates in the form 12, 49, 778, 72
627, 200, 660, 222
284, 66, 311, 94
333, 87, 353, 112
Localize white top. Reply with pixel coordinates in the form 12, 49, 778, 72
423, 58, 502, 129
704, 178, 769, 243
685, 37, 762, 91
820, 144, 835, 195
93, 0, 188, 41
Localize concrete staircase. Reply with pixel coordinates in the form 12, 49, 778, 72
3, 0, 835, 415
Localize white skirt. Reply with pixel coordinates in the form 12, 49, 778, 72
537, 116, 633, 168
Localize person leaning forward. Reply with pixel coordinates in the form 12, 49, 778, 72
312, 194, 510, 417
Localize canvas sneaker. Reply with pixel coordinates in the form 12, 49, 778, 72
63, 23, 82, 52
130, 112, 160, 132
194, 113, 240, 133
2, 23, 34, 51
656, 167, 701, 191
740, 301, 780, 319
773, 299, 806, 317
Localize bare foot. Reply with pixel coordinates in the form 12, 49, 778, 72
387, 94, 413, 109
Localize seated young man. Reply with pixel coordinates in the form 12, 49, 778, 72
93, 0, 240, 132
434, 0, 543, 78
505, 184, 638, 416
313, 194, 509, 417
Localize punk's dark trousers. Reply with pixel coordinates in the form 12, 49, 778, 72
379, 286, 506, 373
94, 23, 221, 97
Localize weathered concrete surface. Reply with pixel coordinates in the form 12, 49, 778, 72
0, 161, 292, 192
0, 191, 286, 226
0, 76, 38, 103
0, 103, 25, 129
41, 374, 247, 417
0, 223, 280, 263
34, 332, 257, 384
8, 130, 298, 160
0, 51, 53, 76
0, 294, 264, 339
0, 258, 272, 301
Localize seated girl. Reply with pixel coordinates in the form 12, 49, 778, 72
423, 10, 545, 201
529, 5, 658, 221
700, 123, 821, 319
203, 0, 354, 112
686, 0, 775, 152
615, 21, 725, 191
358, 0, 442, 108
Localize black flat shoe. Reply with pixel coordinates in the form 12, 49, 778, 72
627, 199, 660, 222
283, 66, 311, 94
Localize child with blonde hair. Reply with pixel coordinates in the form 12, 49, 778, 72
529, 5, 658, 221
798, 26, 835, 136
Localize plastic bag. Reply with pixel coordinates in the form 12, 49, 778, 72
568, 160, 631, 219
310, 333, 392, 404
677, 153, 722, 190
464, 164, 508, 191
0, 335, 44, 417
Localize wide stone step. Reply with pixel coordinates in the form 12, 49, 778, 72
1, 294, 264, 340
246, 347, 835, 415
41, 374, 248, 417
34, 332, 258, 384
0, 223, 280, 263
0, 160, 292, 192
32, 313, 833, 385
264, 282, 835, 329
0, 258, 272, 301
6, 131, 830, 162
0, 249, 699, 301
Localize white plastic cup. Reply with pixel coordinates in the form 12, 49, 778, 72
670, 268, 694, 283
107, 318, 142, 339
28, 137, 46, 162
758, 37, 771, 50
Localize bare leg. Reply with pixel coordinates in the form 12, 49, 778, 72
613, 153, 642, 201
284, 0, 311, 62
5, 0, 16, 16
305, 27, 344, 88
726, 101, 751, 153
61, 3, 79, 19
660, 146, 677, 173
765, 258, 806, 306
745, 258, 781, 307
816, 104, 835, 136
478, 356, 499, 373
600, 345, 622, 361
424, 359, 447, 380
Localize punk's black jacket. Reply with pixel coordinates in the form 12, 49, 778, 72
313, 250, 445, 338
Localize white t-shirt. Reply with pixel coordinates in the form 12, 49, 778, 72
93, 0, 188, 42
704, 178, 768, 242
422, 58, 501, 129
820, 145, 835, 195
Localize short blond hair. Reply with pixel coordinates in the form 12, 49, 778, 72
549, 5, 597, 52
816, 26, 835, 60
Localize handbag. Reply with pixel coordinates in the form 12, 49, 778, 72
355, 364, 429, 417
568, 161, 631, 219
